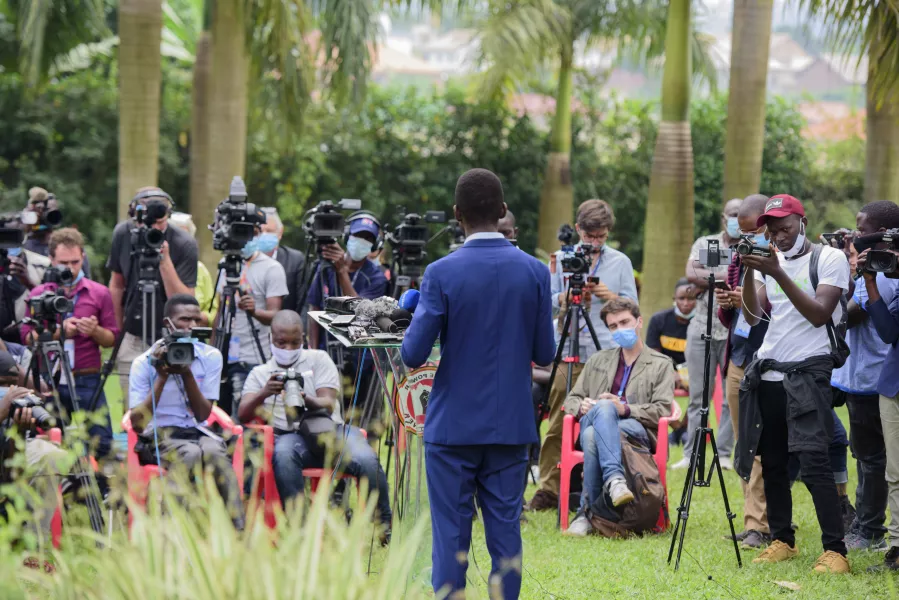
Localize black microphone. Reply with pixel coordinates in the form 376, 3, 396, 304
853, 232, 885, 254
375, 315, 398, 334
390, 308, 413, 331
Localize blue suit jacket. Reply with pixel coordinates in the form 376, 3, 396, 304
401, 238, 556, 445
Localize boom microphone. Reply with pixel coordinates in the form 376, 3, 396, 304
353, 296, 399, 320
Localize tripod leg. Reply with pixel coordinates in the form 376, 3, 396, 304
579, 305, 602, 351
709, 430, 742, 568
668, 425, 703, 567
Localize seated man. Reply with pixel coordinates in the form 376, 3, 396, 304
562, 298, 674, 537
128, 294, 244, 529
238, 310, 392, 539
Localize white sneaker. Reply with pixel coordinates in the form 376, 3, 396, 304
670, 457, 690, 470
530, 465, 540, 481
608, 477, 635, 507
720, 457, 734, 471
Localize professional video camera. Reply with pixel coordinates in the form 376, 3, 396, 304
43, 265, 74, 286
303, 198, 363, 247
210, 176, 266, 254
129, 199, 167, 282
448, 220, 466, 252
386, 210, 446, 267
854, 228, 899, 275
0, 212, 29, 277
26, 194, 63, 229
735, 234, 772, 258
153, 328, 205, 367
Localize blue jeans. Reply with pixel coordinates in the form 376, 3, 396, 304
578, 400, 648, 512
272, 427, 392, 524
58, 374, 113, 458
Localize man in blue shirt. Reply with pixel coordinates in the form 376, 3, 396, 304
401, 168, 555, 599
528, 199, 638, 512
129, 294, 244, 529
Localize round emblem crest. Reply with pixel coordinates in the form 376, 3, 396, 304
395, 365, 436, 436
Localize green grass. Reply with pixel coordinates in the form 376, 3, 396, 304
367, 406, 898, 599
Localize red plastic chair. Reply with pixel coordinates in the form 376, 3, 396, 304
558, 414, 670, 531
121, 407, 244, 529
245, 422, 366, 529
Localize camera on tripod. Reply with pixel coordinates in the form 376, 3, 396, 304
130, 199, 167, 272
29, 285, 74, 321
735, 234, 772, 258
560, 245, 598, 275
386, 210, 446, 267
303, 199, 363, 246
43, 265, 74, 286
210, 176, 266, 254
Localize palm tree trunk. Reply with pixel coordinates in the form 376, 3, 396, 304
536, 42, 574, 255
865, 59, 899, 203
201, 0, 249, 269
641, 0, 693, 320
118, 0, 163, 220
189, 31, 212, 215
722, 0, 774, 202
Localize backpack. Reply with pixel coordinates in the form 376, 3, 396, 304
809, 244, 851, 369
585, 432, 666, 537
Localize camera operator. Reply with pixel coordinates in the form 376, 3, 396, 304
169, 212, 217, 326
259, 207, 307, 313
215, 226, 288, 416
20, 229, 118, 458
128, 294, 244, 529
239, 310, 392, 539
855, 202, 899, 572
673, 198, 742, 470
22, 187, 92, 279
527, 199, 637, 513
497, 208, 519, 243
739, 194, 851, 574
0, 350, 69, 547
306, 216, 388, 350
2, 221, 50, 341
108, 187, 198, 397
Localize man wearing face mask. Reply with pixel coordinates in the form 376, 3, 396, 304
561, 298, 674, 537
673, 198, 742, 470
646, 278, 696, 376
21, 229, 118, 459
215, 225, 288, 417
259, 208, 307, 313
740, 194, 851, 574
239, 310, 392, 539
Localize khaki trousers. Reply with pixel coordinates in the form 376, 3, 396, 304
881, 393, 899, 548
727, 361, 769, 533
537, 362, 585, 496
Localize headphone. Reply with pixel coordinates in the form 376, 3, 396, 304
344, 210, 384, 251
128, 188, 175, 220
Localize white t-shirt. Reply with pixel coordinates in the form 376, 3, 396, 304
242, 349, 341, 430
754, 245, 849, 381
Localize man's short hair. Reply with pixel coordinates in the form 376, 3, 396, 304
600, 297, 640, 325
738, 194, 769, 219
48, 228, 84, 256
262, 207, 284, 233
271, 310, 303, 331
577, 199, 615, 231
455, 168, 505, 227
674, 277, 691, 292
860, 200, 899, 230
164, 294, 199, 318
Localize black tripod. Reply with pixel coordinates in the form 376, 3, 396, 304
537, 273, 601, 519
390, 260, 423, 299
668, 271, 741, 570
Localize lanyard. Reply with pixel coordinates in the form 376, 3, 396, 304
617, 363, 634, 398
64, 291, 81, 321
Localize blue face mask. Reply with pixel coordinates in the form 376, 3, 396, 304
347, 236, 374, 262
0, 387, 6, 400
726, 217, 740, 238
751, 233, 767, 246
64, 270, 84, 288
612, 327, 639, 349
673, 303, 696, 320
241, 238, 258, 259
256, 233, 279, 254
8, 247, 21, 257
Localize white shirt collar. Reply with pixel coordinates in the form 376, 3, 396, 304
464, 232, 506, 244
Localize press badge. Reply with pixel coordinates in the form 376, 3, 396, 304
64, 338, 76, 369
734, 310, 751, 339
228, 336, 240, 363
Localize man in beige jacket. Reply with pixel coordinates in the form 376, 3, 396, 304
563, 297, 674, 537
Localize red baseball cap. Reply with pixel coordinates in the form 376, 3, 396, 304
756, 194, 805, 228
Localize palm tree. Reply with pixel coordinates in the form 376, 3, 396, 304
118, 0, 164, 220
640, 0, 693, 320
721, 0, 774, 203
795, 1, 899, 203
476, 0, 714, 255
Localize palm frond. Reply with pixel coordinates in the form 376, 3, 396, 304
163, 0, 203, 59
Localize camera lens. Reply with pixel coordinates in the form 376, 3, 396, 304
166, 341, 195, 366
145, 227, 165, 249
868, 250, 898, 273
44, 209, 63, 227
49, 295, 74, 313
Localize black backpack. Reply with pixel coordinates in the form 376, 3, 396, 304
809, 243, 850, 368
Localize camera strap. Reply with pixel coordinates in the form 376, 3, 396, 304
808, 244, 850, 367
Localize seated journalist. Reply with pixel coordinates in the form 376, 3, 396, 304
562, 297, 674, 537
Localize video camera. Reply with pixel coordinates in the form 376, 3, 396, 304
303, 199, 362, 247
210, 176, 266, 254
735, 234, 772, 258
386, 210, 446, 268
43, 265, 74, 287
26, 194, 63, 230
154, 328, 209, 368
0, 212, 29, 277
855, 228, 899, 275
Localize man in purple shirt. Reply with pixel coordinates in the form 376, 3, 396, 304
22, 228, 119, 458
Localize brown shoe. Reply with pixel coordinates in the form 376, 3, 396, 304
525, 490, 558, 512
813, 551, 850, 574
752, 540, 799, 564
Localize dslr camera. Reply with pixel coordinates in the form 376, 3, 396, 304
735, 234, 772, 258
3, 392, 53, 429
273, 368, 305, 426
303, 199, 362, 246
387, 210, 446, 269
210, 176, 266, 254
560, 245, 598, 275
29, 290, 74, 321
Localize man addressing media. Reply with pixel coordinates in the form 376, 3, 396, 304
401, 168, 555, 600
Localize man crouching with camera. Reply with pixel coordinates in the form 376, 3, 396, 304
239, 310, 392, 541
128, 294, 244, 529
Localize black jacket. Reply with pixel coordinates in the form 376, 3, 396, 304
734, 354, 836, 481
275, 245, 307, 313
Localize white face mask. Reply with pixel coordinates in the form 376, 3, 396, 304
271, 344, 301, 366
782, 222, 807, 258
347, 236, 374, 261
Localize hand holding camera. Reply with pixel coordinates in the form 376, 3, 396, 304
741, 244, 781, 277
320, 243, 348, 272
262, 373, 286, 398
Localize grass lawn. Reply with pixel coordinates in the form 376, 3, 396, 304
368, 406, 898, 599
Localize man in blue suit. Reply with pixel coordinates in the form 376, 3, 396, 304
401, 168, 556, 599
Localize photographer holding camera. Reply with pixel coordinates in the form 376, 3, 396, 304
128, 294, 244, 529
108, 187, 198, 397
527, 199, 637, 513
239, 310, 392, 537
20, 229, 118, 458
2, 215, 50, 342
22, 187, 92, 279
739, 195, 851, 574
